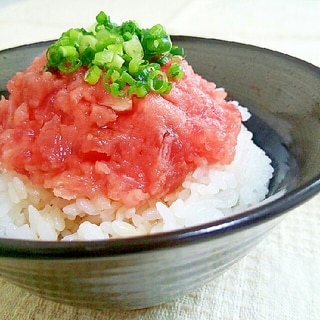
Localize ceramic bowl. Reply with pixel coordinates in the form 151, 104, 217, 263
0, 37, 319, 310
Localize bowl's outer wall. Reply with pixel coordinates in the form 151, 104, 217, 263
0, 38, 319, 309
0, 216, 282, 309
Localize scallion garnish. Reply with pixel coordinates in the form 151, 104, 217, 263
168, 62, 184, 80
45, 11, 185, 98
84, 65, 102, 85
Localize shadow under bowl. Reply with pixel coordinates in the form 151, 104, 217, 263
0, 37, 319, 309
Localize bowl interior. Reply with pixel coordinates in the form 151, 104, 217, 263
0, 37, 319, 255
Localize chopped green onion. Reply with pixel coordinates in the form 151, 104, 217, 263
93, 50, 114, 67
123, 37, 143, 60
147, 70, 169, 94
84, 65, 102, 85
46, 45, 62, 66
111, 53, 125, 69
128, 58, 144, 74
79, 47, 96, 66
58, 57, 82, 73
135, 68, 150, 82
68, 29, 83, 41
128, 81, 149, 98
122, 31, 133, 41
155, 55, 170, 66
170, 45, 185, 56
78, 34, 97, 54
121, 71, 136, 86
59, 35, 76, 47
110, 69, 121, 82
143, 35, 172, 55
107, 43, 123, 55
96, 11, 109, 25
120, 20, 141, 38
59, 46, 78, 57
109, 83, 123, 97
45, 11, 185, 98
168, 62, 184, 80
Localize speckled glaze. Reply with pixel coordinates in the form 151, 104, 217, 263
0, 37, 319, 309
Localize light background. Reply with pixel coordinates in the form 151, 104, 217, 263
0, 1, 319, 319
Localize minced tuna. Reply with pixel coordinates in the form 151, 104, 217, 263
0, 55, 241, 208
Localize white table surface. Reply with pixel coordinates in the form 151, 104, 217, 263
0, 1, 319, 319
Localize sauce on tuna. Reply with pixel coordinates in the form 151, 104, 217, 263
0, 54, 241, 207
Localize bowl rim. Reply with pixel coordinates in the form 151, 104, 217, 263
0, 37, 319, 259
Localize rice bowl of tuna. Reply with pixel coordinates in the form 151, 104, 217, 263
0, 13, 275, 241
0, 12, 319, 310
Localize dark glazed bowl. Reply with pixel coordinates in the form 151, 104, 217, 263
0, 37, 319, 310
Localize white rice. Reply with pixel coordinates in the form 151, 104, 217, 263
0, 106, 274, 241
